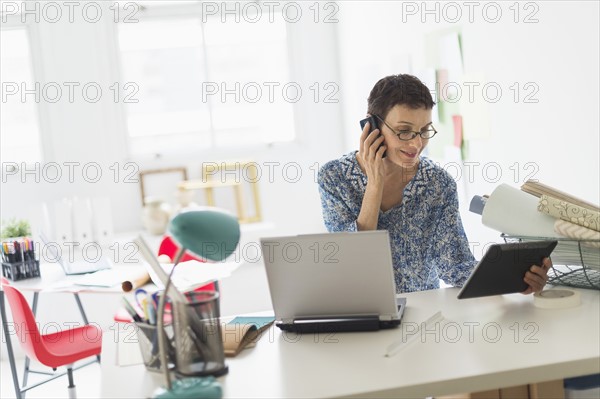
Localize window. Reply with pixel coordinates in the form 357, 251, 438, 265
0, 26, 42, 163
116, 3, 294, 157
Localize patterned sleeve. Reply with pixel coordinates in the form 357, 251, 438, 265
317, 163, 358, 232
432, 177, 477, 287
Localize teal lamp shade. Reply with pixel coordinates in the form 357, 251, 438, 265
168, 208, 240, 262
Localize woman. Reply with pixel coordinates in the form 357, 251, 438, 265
317, 74, 550, 293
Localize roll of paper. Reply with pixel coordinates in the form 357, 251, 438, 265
539, 195, 600, 232
121, 271, 151, 292
554, 219, 600, 248
533, 289, 581, 309
482, 184, 561, 237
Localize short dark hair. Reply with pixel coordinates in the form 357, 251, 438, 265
367, 74, 435, 119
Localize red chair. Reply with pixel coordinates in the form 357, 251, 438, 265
157, 235, 215, 291
1, 277, 102, 399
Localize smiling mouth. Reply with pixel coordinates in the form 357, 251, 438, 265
400, 150, 418, 158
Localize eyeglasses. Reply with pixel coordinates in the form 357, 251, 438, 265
375, 115, 437, 141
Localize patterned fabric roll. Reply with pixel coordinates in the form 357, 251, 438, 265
554, 220, 600, 248
538, 195, 600, 232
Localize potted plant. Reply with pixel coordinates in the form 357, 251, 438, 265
1, 218, 32, 240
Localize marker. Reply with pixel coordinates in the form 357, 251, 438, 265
121, 297, 143, 322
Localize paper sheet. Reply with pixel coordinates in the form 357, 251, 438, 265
145, 259, 243, 291
482, 184, 563, 237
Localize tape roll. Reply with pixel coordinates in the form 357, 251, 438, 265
534, 289, 581, 309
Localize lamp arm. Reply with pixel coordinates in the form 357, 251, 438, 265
157, 247, 186, 390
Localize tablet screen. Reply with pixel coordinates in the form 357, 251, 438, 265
457, 240, 558, 299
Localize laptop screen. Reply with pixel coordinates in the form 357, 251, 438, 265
260, 231, 399, 323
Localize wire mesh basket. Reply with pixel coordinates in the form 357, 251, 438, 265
502, 235, 600, 290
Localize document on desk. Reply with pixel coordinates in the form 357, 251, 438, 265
144, 259, 243, 292
74, 266, 149, 288
74, 269, 123, 287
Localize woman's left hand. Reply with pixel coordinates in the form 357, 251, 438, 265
522, 257, 552, 294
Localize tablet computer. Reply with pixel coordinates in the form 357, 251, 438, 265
457, 240, 558, 299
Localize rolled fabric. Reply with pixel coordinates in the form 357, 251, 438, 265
538, 195, 600, 232
554, 219, 600, 249
482, 184, 561, 237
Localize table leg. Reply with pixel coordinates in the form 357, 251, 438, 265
73, 293, 89, 325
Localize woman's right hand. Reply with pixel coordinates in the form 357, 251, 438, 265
358, 120, 386, 187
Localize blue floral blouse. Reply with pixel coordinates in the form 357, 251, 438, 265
317, 152, 477, 293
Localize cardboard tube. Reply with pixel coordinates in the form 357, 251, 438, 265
121, 271, 151, 292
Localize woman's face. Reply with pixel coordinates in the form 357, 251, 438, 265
379, 104, 433, 169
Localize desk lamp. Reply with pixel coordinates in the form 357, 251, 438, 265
154, 208, 240, 399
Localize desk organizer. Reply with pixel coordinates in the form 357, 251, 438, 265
172, 291, 228, 377
135, 322, 176, 373
502, 235, 600, 290
2, 260, 40, 281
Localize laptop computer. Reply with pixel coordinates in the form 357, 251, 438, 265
260, 230, 405, 333
40, 232, 112, 275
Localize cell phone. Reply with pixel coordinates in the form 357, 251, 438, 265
359, 115, 386, 158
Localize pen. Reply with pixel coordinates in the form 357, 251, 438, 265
121, 297, 143, 322
146, 298, 157, 325
141, 297, 150, 321
385, 311, 445, 357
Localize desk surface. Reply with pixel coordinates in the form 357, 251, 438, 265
7, 262, 147, 294
100, 287, 600, 398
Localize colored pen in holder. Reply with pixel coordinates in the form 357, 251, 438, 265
2, 238, 40, 281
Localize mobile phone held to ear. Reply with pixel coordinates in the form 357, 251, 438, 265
359, 116, 386, 158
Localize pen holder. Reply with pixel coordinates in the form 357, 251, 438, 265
172, 290, 228, 377
135, 322, 176, 373
2, 260, 40, 281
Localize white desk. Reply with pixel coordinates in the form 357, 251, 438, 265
100, 287, 600, 398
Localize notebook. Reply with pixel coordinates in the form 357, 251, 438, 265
260, 231, 405, 333
40, 232, 112, 275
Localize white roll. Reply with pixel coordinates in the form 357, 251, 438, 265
482, 184, 562, 237
533, 289, 581, 309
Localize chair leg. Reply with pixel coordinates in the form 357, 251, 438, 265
67, 366, 77, 399
1, 291, 23, 399
21, 292, 39, 399
21, 356, 31, 399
